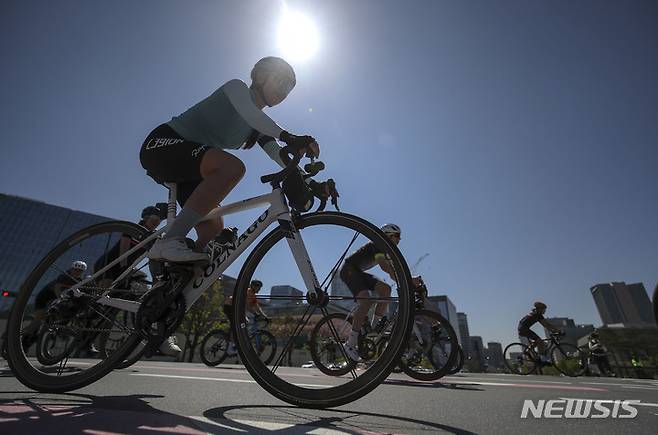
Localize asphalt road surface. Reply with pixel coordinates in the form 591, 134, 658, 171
1, 360, 656, 434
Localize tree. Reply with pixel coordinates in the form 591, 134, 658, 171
178, 280, 226, 362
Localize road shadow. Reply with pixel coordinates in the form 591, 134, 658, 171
383, 378, 484, 391
0, 391, 206, 434
203, 404, 476, 434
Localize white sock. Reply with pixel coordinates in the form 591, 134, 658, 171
347, 329, 359, 346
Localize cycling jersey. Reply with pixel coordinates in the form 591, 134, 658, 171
518, 312, 544, 331
167, 79, 283, 150
344, 242, 386, 271
34, 273, 78, 310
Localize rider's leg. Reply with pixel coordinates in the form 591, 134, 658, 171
171, 149, 245, 247
349, 290, 373, 345
371, 282, 391, 326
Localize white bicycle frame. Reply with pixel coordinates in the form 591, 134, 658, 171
69, 183, 321, 314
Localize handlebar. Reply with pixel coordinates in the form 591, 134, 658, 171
260, 146, 302, 185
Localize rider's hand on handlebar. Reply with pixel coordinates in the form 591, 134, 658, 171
279, 131, 319, 158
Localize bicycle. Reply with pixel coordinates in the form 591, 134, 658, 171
310, 280, 458, 381
445, 344, 464, 376
6, 146, 413, 408
503, 331, 587, 377
200, 315, 276, 367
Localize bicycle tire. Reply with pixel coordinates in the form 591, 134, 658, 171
200, 329, 230, 367
309, 312, 355, 376
447, 345, 464, 376
503, 342, 538, 375
402, 309, 458, 381
551, 343, 586, 377
6, 221, 148, 392
254, 330, 277, 366
233, 211, 413, 408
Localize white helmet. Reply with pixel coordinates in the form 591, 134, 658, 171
380, 224, 401, 236
71, 260, 87, 271
251, 56, 296, 92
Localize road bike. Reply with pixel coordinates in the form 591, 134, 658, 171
200, 315, 276, 367
503, 331, 587, 377
5, 146, 413, 408
310, 280, 458, 381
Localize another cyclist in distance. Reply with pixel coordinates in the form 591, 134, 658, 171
517, 301, 561, 354
140, 56, 320, 264
336, 224, 422, 361
246, 279, 269, 321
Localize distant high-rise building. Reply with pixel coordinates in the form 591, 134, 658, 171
457, 312, 471, 354
487, 342, 504, 368
425, 295, 461, 344
270, 285, 304, 306
543, 317, 594, 348
0, 193, 111, 314
590, 282, 655, 327
470, 335, 485, 369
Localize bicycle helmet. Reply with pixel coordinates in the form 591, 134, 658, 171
250, 280, 263, 288
251, 56, 296, 93
380, 224, 401, 236
533, 301, 547, 310
141, 205, 161, 219
71, 260, 88, 271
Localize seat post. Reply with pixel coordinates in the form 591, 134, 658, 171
164, 182, 178, 225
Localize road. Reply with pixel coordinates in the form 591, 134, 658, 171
1, 360, 656, 434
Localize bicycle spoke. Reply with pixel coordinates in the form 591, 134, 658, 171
319, 231, 360, 290
320, 307, 358, 379
271, 304, 317, 374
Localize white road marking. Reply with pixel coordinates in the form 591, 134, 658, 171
131, 373, 329, 388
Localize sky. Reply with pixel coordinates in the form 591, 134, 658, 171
1, 0, 657, 347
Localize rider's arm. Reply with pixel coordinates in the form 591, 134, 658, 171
223, 79, 284, 139
258, 135, 286, 168
539, 319, 559, 332
375, 254, 397, 282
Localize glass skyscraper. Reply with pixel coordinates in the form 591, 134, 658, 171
0, 193, 112, 313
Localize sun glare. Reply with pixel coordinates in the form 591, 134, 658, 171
277, 10, 319, 63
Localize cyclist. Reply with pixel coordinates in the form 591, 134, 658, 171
336, 224, 421, 361
22, 261, 89, 349
140, 56, 320, 263
588, 329, 615, 377
93, 206, 181, 357
517, 301, 560, 354
246, 280, 269, 321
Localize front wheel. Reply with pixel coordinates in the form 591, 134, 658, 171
551, 343, 586, 377
447, 345, 465, 376
401, 309, 458, 381
200, 329, 230, 367
233, 211, 413, 408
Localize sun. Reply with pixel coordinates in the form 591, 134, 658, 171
277, 10, 319, 63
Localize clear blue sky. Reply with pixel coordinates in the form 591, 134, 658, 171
1, 1, 657, 347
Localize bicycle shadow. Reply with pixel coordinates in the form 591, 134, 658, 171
382, 378, 484, 391
202, 404, 475, 434
0, 391, 205, 434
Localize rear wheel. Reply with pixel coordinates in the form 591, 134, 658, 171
309, 313, 355, 376
504, 342, 538, 375
5, 221, 150, 392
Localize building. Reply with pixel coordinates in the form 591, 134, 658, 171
457, 312, 472, 355
470, 335, 485, 369
0, 193, 112, 314
590, 282, 655, 327
543, 317, 594, 348
270, 285, 304, 306
425, 295, 461, 345
487, 342, 504, 369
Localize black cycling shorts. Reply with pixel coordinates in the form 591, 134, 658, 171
139, 123, 210, 206
340, 263, 382, 297
518, 327, 541, 343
